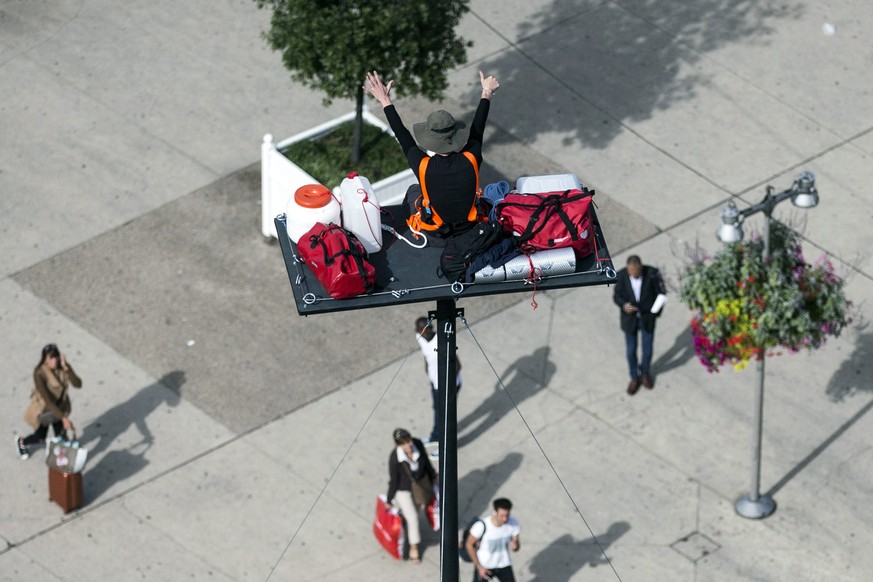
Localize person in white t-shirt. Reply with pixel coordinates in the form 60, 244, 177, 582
415, 317, 462, 445
465, 497, 520, 582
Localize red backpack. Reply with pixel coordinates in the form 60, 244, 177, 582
298, 223, 375, 299
496, 188, 595, 258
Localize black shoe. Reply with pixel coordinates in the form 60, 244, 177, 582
15, 435, 29, 460
627, 379, 641, 395
642, 373, 654, 389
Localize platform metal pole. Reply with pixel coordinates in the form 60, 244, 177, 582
432, 298, 462, 582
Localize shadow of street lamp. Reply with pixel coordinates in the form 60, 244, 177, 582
715, 171, 819, 519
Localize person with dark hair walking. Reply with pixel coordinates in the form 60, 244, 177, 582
613, 255, 667, 395
465, 497, 521, 581
16, 343, 82, 459
386, 428, 437, 565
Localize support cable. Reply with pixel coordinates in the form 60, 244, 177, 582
460, 315, 624, 582
264, 348, 415, 581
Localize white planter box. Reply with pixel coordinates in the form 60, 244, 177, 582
261, 110, 416, 238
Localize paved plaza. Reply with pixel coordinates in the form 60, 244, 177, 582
2, 1, 872, 580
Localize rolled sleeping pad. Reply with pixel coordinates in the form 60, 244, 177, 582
474, 247, 576, 283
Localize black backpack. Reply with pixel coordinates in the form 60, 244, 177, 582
458, 517, 485, 562
439, 222, 502, 282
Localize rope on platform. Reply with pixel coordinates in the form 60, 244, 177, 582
264, 347, 416, 581
460, 315, 624, 582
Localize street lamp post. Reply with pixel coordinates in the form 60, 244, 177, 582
715, 172, 819, 519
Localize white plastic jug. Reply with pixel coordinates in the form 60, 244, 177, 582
338, 172, 383, 254
286, 184, 341, 244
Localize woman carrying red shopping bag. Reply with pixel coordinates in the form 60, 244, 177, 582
384, 427, 437, 564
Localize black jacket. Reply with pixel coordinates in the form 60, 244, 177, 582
386, 438, 437, 504
613, 265, 666, 334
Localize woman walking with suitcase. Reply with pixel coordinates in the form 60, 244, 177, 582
16, 343, 82, 459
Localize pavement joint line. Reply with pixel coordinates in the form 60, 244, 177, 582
527, 382, 748, 520
734, 123, 873, 200
19, 50, 223, 179
15, 3, 84, 58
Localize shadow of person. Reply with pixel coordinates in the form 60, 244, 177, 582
826, 326, 873, 402
458, 452, 524, 518
528, 522, 631, 582
79, 370, 185, 458
83, 448, 150, 504
651, 326, 696, 376
458, 347, 555, 448
77, 371, 184, 503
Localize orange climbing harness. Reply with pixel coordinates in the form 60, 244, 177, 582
406, 151, 483, 238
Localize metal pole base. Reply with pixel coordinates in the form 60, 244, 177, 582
735, 494, 776, 519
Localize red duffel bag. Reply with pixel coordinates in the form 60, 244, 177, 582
297, 223, 376, 299
496, 188, 595, 258
373, 495, 407, 559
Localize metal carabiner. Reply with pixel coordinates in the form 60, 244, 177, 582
451, 281, 464, 294
302, 293, 317, 305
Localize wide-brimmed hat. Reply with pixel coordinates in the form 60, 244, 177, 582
413, 110, 469, 154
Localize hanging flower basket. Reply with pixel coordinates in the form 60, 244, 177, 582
679, 222, 852, 373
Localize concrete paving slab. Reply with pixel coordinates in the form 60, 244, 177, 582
491, 3, 840, 193
0, 55, 218, 278
15, 502, 237, 581
695, 487, 864, 582
0, 548, 61, 582
683, 0, 873, 139
469, 0, 605, 46
612, 0, 807, 56
116, 437, 325, 581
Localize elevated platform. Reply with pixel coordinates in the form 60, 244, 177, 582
275, 204, 617, 315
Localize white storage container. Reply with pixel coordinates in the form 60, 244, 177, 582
516, 173, 583, 194
338, 173, 383, 254
286, 184, 341, 244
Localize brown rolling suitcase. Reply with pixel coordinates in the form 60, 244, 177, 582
48, 468, 84, 513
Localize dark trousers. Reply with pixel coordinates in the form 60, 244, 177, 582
624, 319, 654, 380
22, 420, 65, 446
429, 381, 461, 443
473, 565, 516, 582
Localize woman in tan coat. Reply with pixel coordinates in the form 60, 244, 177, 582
16, 343, 82, 460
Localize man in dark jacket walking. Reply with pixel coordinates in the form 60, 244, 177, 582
613, 255, 667, 395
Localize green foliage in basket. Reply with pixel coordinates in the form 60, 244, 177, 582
679, 222, 852, 372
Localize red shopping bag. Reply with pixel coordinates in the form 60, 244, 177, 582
425, 486, 440, 531
373, 495, 406, 559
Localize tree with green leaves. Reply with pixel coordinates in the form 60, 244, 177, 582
255, 0, 471, 165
